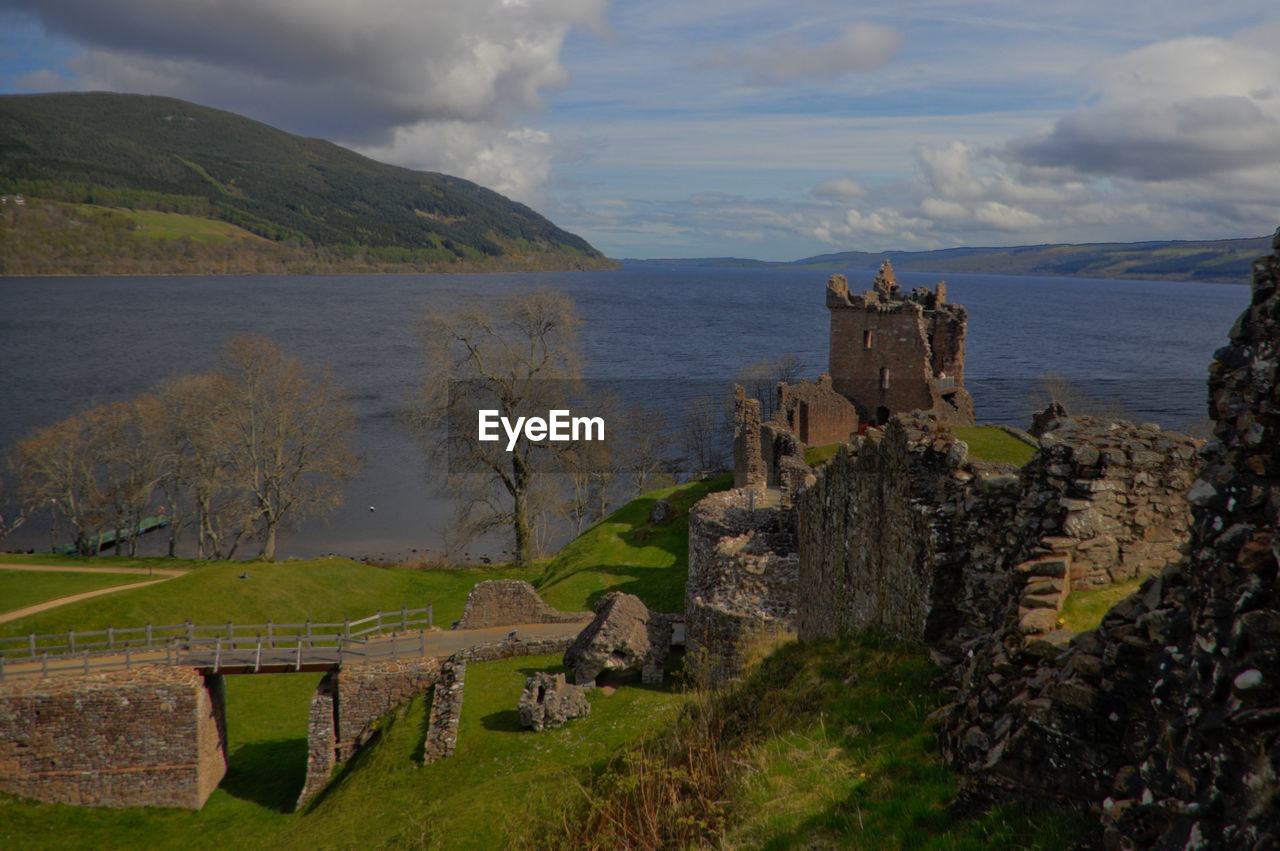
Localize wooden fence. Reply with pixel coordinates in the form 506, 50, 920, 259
0, 605, 433, 681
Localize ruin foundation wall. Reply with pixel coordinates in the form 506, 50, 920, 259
0, 666, 227, 809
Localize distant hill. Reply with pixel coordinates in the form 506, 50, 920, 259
0, 92, 613, 274
633, 236, 1272, 283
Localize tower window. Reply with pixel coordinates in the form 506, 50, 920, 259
880, 367, 890, 389
863, 330, 873, 349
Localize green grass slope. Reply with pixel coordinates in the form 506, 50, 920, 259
0, 92, 613, 272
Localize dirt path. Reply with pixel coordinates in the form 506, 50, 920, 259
0, 563, 186, 625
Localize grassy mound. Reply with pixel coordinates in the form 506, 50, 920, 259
0, 570, 157, 615
559, 636, 1090, 849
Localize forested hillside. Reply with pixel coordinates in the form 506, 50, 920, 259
0, 92, 613, 274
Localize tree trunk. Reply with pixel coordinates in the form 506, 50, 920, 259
512, 454, 530, 566
261, 520, 277, 561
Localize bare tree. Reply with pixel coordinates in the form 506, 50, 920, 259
155, 372, 258, 559
616, 403, 674, 497
217, 334, 360, 560
417, 289, 582, 566
13, 410, 110, 555
736, 353, 804, 421
1026, 371, 1131, 422
682, 393, 732, 475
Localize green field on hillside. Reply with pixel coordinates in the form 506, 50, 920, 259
0, 569, 157, 615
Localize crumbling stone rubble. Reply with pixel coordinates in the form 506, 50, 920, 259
518, 671, 591, 731
934, 230, 1280, 850
562, 592, 673, 686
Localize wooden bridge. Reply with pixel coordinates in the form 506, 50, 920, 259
0, 606, 446, 680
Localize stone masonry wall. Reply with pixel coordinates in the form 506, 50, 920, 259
423, 658, 466, 763
777, 375, 859, 447
335, 655, 444, 760
0, 666, 227, 809
796, 420, 954, 642
296, 671, 338, 810
935, 231, 1280, 849
686, 487, 799, 686
454, 580, 591, 630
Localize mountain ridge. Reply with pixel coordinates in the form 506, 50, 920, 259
0, 91, 613, 274
629, 235, 1271, 283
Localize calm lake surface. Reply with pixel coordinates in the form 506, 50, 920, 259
0, 264, 1250, 559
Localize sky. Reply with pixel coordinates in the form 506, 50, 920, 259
2, 1, 1279, 260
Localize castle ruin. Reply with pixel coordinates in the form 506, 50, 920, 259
826, 260, 974, 426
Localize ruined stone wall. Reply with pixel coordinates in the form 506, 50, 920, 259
0, 666, 227, 809
686, 488, 799, 686
733, 388, 766, 490
796, 415, 1196, 651
423, 659, 466, 763
936, 232, 1280, 849
826, 269, 974, 426
296, 671, 338, 810
454, 579, 591, 629
777, 375, 859, 447
796, 420, 959, 642
335, 655, 444, 760
828, 296, 936, 418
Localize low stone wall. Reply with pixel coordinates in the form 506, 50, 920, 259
296, 672, 338, 810
454, 580, 591, 629
0, 666, 227, 809
423, 659, 466, 763
686, 487, 799, 686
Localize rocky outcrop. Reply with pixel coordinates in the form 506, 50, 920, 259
518, 672, 591, 731
563, 592, 673, 686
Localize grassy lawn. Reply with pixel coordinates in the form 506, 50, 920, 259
954, 426, 1036, 467
0, 570, 156, 615
1059, 576, 1146, 633
535, 474, 732, 614
104, 207, 267, 245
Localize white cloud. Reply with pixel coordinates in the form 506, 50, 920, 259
812, 177, 867, 200
5, 0, 608, 198
1008, 35, 1280, 180
705, 22, 903, 85
357, 122, 553, 204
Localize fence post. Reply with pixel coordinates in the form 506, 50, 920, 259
306, 618, 312, 646
146, 623, 153, 648
186, 620, 194, 648
254, 634, 262, 673
419, 629, 425, 654
296, 637, 302, 672
338, 636, 344, 664
267, 619, 273, 648
376, 608, 382, 634
344, 618, 351, 639
68, 628, 75, 653
166, 640, 172, 666
29, 633, 36, 659
214, 637, 222, 672
126, 645, 131, 671
107, 625, 114, 651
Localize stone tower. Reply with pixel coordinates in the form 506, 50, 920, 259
826, 260, 974, 425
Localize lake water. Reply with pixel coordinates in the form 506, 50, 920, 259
0, 264, 1251, 559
